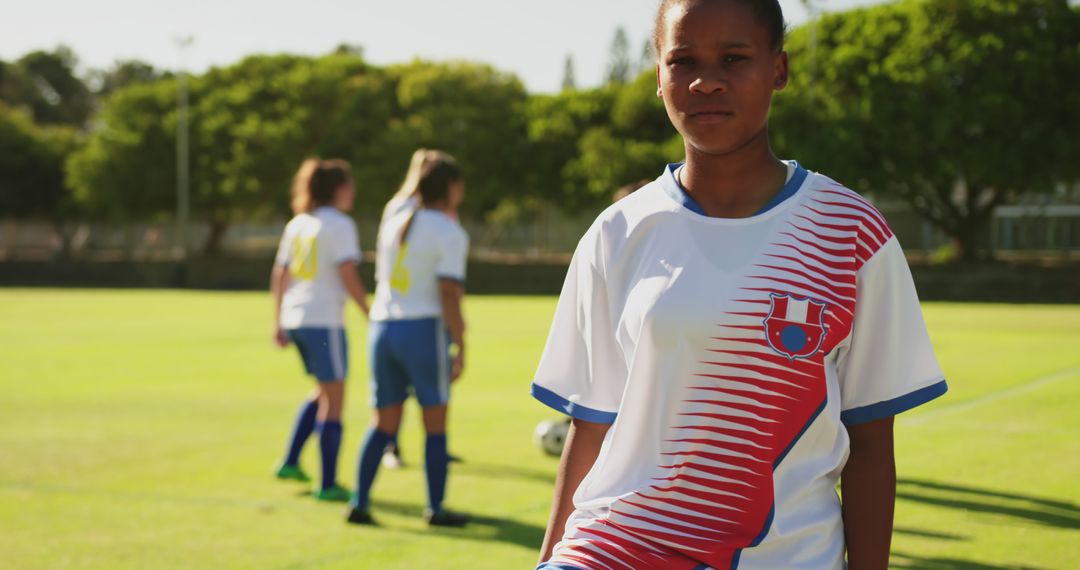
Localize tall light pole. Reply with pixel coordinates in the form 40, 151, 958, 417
174, 36, 193, 263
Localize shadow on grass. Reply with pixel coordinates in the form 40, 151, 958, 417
455, 461, 556, 485
370, 498, 546, 551
898, 478, 1080, 530
894, 527, 967, 541
891, 551, 1047, 570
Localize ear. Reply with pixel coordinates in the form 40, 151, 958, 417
773, 51, 790, 91
655, 64, 663, 98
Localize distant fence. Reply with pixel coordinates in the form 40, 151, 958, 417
3, 203, 1079, 263
1, 257, 1078, 302
2, 203, 1079, 301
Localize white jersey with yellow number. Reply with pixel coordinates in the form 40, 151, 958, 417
371, 209, 468, 322
274, 206, 362, 328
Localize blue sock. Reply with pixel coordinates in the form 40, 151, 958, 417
317, 420, 343, 491
425, 434, 449, 513
283, 399, 318, 467
353, 428, 393, 510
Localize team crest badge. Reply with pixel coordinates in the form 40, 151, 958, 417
763, 293, 828, 360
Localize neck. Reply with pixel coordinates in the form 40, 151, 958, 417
680, 126, 787, 218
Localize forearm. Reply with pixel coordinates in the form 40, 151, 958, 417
841, 417, 896, 570
270, 265, 288, 325
539, 418, 610, 564
438, 281, 465, 348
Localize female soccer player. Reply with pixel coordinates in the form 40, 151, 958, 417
271, 158, 370, 502
532, 1, 947, 568
376, 148, 429, 470
347, 151, 471, 527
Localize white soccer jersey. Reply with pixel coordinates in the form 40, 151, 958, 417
532, 163, 947, 570
274, 206, 362, 329
370, 208, 469, 322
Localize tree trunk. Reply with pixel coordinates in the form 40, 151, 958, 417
950, 219, 984, 263
202, 218, 229, 257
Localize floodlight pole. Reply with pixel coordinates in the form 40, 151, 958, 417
175, 36, 193, 266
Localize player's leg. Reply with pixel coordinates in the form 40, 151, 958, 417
276, 329, 320, 482
348, 320, 408, 524
410, 318, 468, 527
276, 386, 320, 481
308, 328, 350, 501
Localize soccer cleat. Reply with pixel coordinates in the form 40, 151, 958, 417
275, 464, 311, 482
425, 508, 470, 527
345, 506, 377, 525
314, 484, 351, 502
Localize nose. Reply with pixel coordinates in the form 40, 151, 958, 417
690, 72, 727, 94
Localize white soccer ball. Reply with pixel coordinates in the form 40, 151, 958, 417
534, 418, 571, 457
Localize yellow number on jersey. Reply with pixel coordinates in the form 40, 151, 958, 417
290, 236, 318, 280
390, 244, 411, 293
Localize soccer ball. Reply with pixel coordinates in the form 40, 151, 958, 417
534, 418, 571, 456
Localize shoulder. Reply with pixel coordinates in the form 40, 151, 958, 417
579, 180, 676, 260
322, 208, 358, 231
798, 171, 896, 266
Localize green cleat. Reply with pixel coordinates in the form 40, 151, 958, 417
275, 464, 311, 482
314, 484, 351, 502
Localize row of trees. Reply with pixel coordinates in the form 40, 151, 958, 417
3, 0, 1078, 260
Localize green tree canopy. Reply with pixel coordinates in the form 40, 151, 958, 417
773, 0, 1080, 260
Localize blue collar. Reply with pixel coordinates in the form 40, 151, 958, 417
660, 161, 808, 217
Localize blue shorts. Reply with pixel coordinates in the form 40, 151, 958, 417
287, 328, 348, 382
368, 318, 451, 408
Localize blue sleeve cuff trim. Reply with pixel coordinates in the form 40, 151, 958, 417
436, 274, 465, 284
841, 379, 948, 426
531, 382, 618, 424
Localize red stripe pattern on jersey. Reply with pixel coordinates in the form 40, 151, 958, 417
548, 182, 894, 569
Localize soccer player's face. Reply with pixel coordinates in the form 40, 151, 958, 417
656, 0, 787, 156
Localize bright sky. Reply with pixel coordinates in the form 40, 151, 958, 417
2, 0, 890, 93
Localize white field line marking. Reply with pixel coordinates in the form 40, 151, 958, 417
901, 366, 1080, 426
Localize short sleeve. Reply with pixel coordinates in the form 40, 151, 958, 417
530, 232, 626, 424
273, 222, 294, 267
435, 226, 468, 283
331, 218, 362, 265
837, 237, 947, 426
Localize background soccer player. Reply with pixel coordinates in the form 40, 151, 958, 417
347, 151, 471, 527
271, 158, 370, 502
532, 1, 947, 568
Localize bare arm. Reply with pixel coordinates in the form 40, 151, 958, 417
438, 278, 465, 380
841, 416, 896, 570
538, 418, 611, 564
270, 264, 290, 347
338, 260, 370, 319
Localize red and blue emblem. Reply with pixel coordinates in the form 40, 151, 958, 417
764, 293, 828, 360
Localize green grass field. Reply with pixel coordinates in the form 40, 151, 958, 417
0, 289, 1077, 569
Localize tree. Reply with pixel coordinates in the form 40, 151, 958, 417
772, 0, 1080, 261
0, 46, 92, 128
638, 38, 656, 75
562, 54, 576, 91
606, 27, 632, 85
381, 60, 530, 216
91, 60, 160, 99
0, 103, 82, 255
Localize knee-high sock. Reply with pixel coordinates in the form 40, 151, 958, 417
317, 420, 343, 491
425, 434, 449, 513
354, 428, 394, 509
283, 399, 318, 467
